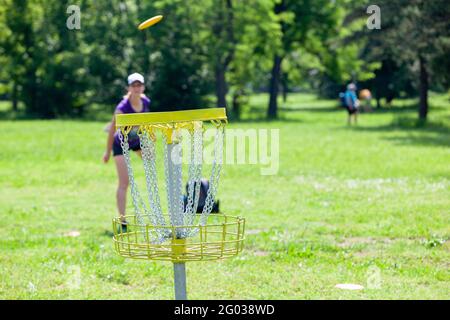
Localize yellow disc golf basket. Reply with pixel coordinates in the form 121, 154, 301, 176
112, 108, 245, 300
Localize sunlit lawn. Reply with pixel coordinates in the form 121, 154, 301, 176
0, 92, 449, 299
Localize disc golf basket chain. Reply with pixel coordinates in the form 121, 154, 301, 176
112, 108, 245, 300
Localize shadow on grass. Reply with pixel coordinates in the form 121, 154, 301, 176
0, 109, 36, 121
0, 102, 114, 122
368, 102, 423, 115
230, 116, 305, 124
352, 117, 450, 148
279, 106, 342, 113
235, 104, 335, 123
246, 104, 341, 113
102, 230, 114, 237
383, 134, 449, 148
367, 99, 449, 116
0, 109, 113, 123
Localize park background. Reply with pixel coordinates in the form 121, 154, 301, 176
0, 0, 449, 299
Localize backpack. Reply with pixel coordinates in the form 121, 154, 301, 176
339, 92, 347, 108
183, 179, 220, 213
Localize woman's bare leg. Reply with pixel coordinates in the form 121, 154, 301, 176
114, 155, 129, 222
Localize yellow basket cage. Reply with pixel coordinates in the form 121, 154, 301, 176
112, 107, 245, 299
113, 214, 245, 262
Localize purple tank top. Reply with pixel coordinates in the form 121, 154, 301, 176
113, 96, 151, 148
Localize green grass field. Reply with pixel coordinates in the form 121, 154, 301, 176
0, 93, 449, 299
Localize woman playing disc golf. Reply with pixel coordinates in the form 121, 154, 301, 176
103, 72, 150, 232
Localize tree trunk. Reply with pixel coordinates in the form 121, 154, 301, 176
12, 81, 18, 112
213, 0, 235, 110
418, 55, 428, 120
232, 91, 240, 120
281, 73, 288, 103
267, 0, 286, 119
23, 23, 39, 116
215, 66, 227, 108
268, 55, 283, 119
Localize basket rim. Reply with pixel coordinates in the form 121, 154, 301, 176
115, 108, 227, 128
113, 213, 245, 229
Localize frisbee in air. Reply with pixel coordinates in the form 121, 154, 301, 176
138, 15, 163, 30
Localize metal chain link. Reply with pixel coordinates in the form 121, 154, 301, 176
199, 125, 224, 226
139, 131, 169, 241
184, 125, 203, 237
119, 121, 224, 240
118, 129, 148, 240
184, 126, 202, 219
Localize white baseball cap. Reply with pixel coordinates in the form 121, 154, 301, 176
127, 72, 145, 85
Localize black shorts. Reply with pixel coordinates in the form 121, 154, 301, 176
346, 106, 358, 115
112, 141, 140, 157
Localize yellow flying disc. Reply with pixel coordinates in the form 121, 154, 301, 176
138, 15, 163, 30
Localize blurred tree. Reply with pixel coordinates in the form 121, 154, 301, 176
81, 0, 143, 109
1, 0, 39, 114
266, 0, 340, 119
204, 0, 236, 109
38, 1, 89, 117
309, 0, 380, 99
0, 0, 16, 108
2, 0, 91, 117
362, 58, 415, 108
364, 0, 450, 120
2, 0, 445, 120
145, 0, 213, 110
227, 0, 281, 119
0, 0, 214, 116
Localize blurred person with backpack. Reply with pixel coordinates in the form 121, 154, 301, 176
344, 83, 359, 125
